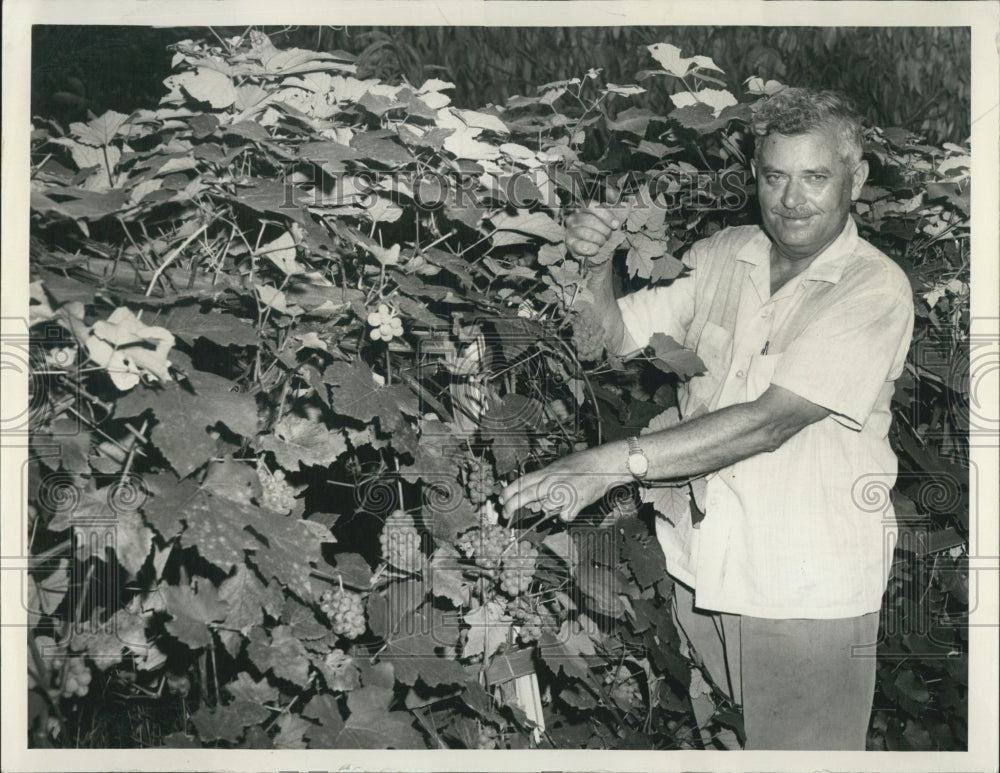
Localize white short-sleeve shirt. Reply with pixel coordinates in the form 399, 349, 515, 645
618, 218, 914, 619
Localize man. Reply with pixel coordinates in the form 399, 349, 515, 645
499, 88, 914, 750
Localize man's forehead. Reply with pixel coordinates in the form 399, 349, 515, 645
756, 128, 844, 163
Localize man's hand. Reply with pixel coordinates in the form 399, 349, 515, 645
565, 205, 621, 260
498, 444, 631, 522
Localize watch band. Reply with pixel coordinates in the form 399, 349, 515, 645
626, 436, 648, 481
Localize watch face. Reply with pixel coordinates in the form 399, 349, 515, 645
628, 452, 648, 477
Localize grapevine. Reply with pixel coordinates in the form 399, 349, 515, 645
320, 587, 366, 640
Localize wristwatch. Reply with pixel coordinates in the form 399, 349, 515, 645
625, 437, 649, 481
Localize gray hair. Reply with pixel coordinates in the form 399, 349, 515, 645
751, 88, 865, 167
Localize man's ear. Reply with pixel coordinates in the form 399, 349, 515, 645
850, 159, 869, 200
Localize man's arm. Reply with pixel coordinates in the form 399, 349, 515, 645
500, 384, 830, 520
565, 206, 630, 353
628, 384, 830, 482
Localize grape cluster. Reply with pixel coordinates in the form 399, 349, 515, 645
165, 672, 192, 697
258, 465, 295, 513
366, 303, 404, 342
571, 305, 606, 362
458, 524, 512, 570
379, 510, 423, 572
509, 599, 544, 643
465, 457, 495, 506
320, 588, 366, 640
54, 656, 92, 698
606, 665, 641, 710
476, 724, 500, 750
499, 542, 538, 596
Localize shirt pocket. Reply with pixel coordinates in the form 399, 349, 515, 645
692, 321, 732, 374
746, 352, 781, 401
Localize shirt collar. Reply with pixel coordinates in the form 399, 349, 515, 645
736, 216, 859, 285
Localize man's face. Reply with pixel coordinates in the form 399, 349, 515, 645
754, 127, 867, 261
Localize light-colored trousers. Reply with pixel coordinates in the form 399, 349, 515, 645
672, 581, 880, 750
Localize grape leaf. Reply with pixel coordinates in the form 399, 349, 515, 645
539, 620, 596, 681
620, 529, 667, 588
424, 490, 478, 542
113, 508, 154, 576
429, 546, 470, 607
202, 456, 257, 506
327, 552, 373, 590
650, 253, 686, 283
115, 366, 257, 477
225, 672, 279, 704
462, 601, 512, 660
334, 687, 424, 748
259, 416, 348, 469
175, 68, 237, 109
70, 110, 131, 146
190, 700, 269, 743
303, 693, 346, 747
217, 564, 267, 656
160, 581, 229, 649
382, 608, 468, 688
247, 512, 331, 600
648, 333, 706, 379
247, 625, 311, 687
273, 713, 311, 749
323, 359, 418, 440
281, 596, 328, 640
161, 306, 259, 347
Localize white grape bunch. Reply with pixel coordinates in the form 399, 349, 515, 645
499, 541, 538, 596
59, 656, 93, 698
366, 303, 404, 342
320, 587, 366, 640
465, 457, 495, 506
606, 665, 642, 711
460, 523, 513, 570
509, 598, 544, 643
257, 465, 295, 513
571, 303, 606, 362
379, 509, 423, 573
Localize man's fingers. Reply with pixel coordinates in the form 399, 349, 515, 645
578, 205, 621, 231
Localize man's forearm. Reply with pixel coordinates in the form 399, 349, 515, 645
585, 265, 629, 355
599, 386, 829, 484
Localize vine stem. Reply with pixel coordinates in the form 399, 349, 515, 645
144, 220, 212, 296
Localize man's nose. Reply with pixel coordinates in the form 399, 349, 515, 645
781, 177, 806, 210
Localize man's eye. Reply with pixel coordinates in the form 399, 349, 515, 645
807, 175, 827, 182
765, 174, 783, 184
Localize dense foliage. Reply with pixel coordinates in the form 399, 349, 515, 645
25, 31, 969, 750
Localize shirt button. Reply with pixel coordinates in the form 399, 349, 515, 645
736, 370, 745, 378
761, 310, 771, 318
